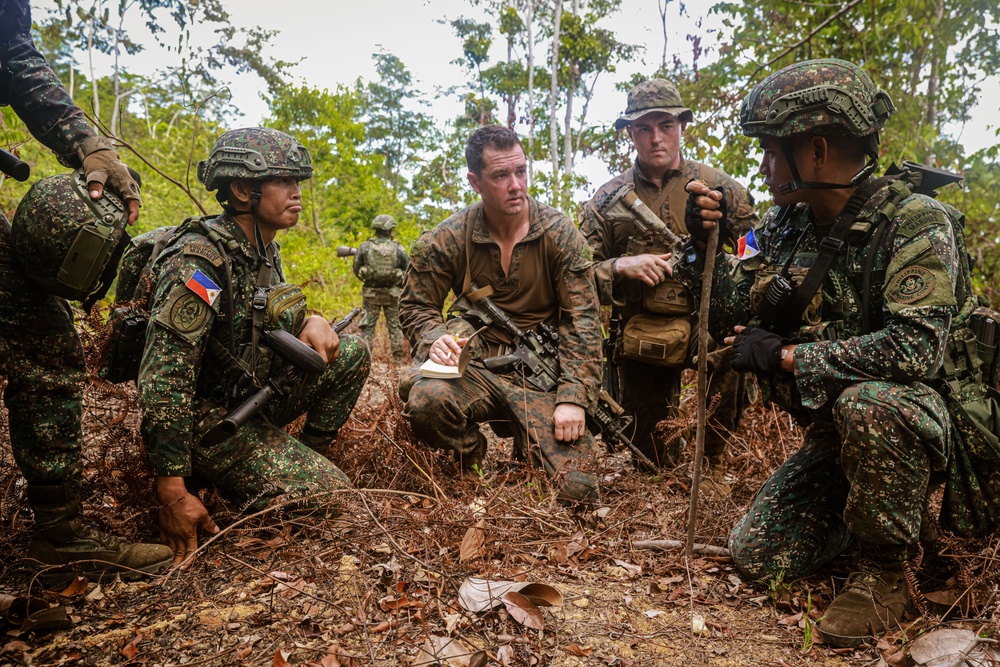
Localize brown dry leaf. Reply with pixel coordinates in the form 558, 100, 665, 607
496, 645, 515, 666
459, 519, 486, 563
612, 559, 642, 577
501, 591, 545, 631
2, 641, 31, 653
120, 633, 141, 660
563, 644, 593, 656
457, 578, 562, 613
412, 634, 477, 666
57, 577, 88, 598
274, 648, 293, 667
923, 589, 961, 606
379, 594, 425, 612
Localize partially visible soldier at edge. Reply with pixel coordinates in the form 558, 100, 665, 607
681, 58, 990, 646
578, 78, 758, 492
399, 125, 603, 504
0, 0, 170, 580
352, 214, 410, 364
137, 128, 370, 565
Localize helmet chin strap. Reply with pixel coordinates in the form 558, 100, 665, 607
776, 138, 879, 195
223, 183, 271, 264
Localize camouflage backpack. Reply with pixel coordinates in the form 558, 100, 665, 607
362, 240, 402, 287
99, 216, 232, 384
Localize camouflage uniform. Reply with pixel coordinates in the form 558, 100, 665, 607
138, 212, 370, 510
0, 3, 170, 579
353, 219, 409, 362
581, 159, 757, 465
0, 0, 96, 485
673, 60, 970, 585
399, 198, 603, 502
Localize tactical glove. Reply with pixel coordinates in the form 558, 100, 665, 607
684, 180, 732, 251
731, 327, 787, 374
77, 136, 142, 206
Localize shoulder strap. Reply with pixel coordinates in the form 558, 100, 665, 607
859, 180, 910, 333
782, 178, 888, 328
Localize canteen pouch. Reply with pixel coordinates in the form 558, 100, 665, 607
621, 313, 690, 367
266, 283, 307, 335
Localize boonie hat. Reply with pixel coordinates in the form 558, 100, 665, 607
615, 79, 694, 130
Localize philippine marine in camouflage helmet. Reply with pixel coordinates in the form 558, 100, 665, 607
352, 214, 410, 363
0, 0, 168, 582
138, 127, 370, 565
4, 174, 171, 582
578, 78, 758, 491
680, 58, 981, 646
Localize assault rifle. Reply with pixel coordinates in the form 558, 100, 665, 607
201, 306, 362, 446
0, 148, 30, 181
452, 284, 658, 472
336, 245, 357, 258
594, 182, 683, 252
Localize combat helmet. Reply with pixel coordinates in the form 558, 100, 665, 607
739, 58, 895, 193
371, 214, 397, 231
740, 59, 894, 140
197, 127, 312, 192
11, 169, 131, 309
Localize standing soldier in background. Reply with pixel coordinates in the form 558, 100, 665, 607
0, 0, 170, 580
353, 214, 410, 364
579, 78, 758, 491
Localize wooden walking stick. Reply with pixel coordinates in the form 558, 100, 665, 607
685, 212, 720, 559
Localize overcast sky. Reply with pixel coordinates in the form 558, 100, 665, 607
38, 0, 999, 192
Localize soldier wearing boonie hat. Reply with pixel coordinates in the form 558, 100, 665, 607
579, 78, 757, 489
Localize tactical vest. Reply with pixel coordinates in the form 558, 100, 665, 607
362, 240, 402, 288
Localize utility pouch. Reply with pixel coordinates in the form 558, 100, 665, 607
265, 283, 307, 335
100, 309, 148, 384
621, 313, 690, 367
970, 306, 1000, 388
750, 265, 822, 327
641, 277, 692, 315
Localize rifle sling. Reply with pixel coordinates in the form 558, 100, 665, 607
782, 178, 886, 327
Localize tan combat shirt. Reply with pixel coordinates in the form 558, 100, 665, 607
400, 198, 601, 409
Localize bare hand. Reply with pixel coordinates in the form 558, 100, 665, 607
553, 403, 586, 443
722, 324, 746, 346
614, 253, 673, 286
298, 315, 340, 363
157, 476, 219, 567
429, 334, 467, 366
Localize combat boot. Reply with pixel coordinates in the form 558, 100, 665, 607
700, 456, 732, 501
818, 543, 911, 647
26, 482, 173, 585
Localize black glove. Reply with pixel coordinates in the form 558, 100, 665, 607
684, 180, 733, 251
731, 327, 787, 374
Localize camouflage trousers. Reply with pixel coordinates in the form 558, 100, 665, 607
190, 334, 370, 512
0, 216, 84, 485
619, 344, 745, 466
729, 380, 951, 581
359, 292, 405, 362
400, 363, 602, 502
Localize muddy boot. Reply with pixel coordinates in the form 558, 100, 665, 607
26, 482, 173, 585
701, 456, 732, 501
818, 543, 911, 647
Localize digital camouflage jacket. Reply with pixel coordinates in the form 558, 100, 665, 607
138, 213, 298, 476
1, 0, 93, 166
674, 175, 973, 423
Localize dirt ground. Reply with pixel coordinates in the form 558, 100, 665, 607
0, 328, 997, 667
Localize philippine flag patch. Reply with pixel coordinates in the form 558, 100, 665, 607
185, 269, 221, 306
737, 229, 760, 261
